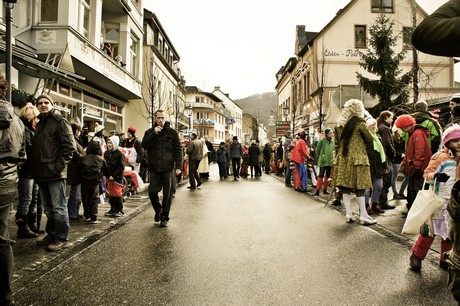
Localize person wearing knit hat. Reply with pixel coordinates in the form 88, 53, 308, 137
312, 128, 334, 196
408, 125, 459, 273
103, 135, 125, 218
397, 113, 432, 214
32, 93, 75, 251
123, 126, 144, 174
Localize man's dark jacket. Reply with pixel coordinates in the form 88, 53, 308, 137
141, 121, 182, 173
31, 109, 75, 183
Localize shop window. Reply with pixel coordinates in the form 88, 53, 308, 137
84, 92, 102, 108
72, 89, 82, 100
371, 0, 393, 13
41, 0, 58, 22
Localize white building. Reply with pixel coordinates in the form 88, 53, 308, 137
212, 86, 243, 141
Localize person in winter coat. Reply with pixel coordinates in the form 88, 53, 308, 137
103, 136, 125, 217
263, 143, 272, 174
283, 132, 293, 185
395, 114, 432, 212
16, 103, 40, 238
229, 136, 243, 181
67, 123, 86, 221
248, 140, 261, 177
216, 142, 229, 179
197, 138, 209, 180
333, 99, 376, 225
364, 118, 388, 215
411, 0, 460, 57
291, 131, 309, 191
185, 133, 203, 189
409, 125, 460, 273
80, 140, 107, 223
392, 127, 408, 199
312, 128, 334, 196
142, 110, 182, 227
0, 87, 26, 305
377, 111, 396, 209
122, 126, 144, 173
32, 94, 75, 252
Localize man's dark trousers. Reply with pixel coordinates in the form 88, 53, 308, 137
148, 170, 175, 221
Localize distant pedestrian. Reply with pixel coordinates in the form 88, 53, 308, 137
216, 142, 229, 179
80, 140, 106, 224
185, 133, 203, 189
283, 132, 293, 185
141, 110, 182, 227
291, 131, 309, 192
229, 136, 243, 180
32, 94, 75, 252
103, 136, 125, 217
67, 123, 85, 221
204, 135, 215, 164
123, 126, 144, 173
248, 140, 261, 177
198, 138, 210, 179
263, 142, 272, 174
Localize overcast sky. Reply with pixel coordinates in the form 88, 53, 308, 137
146, 0, 449, 99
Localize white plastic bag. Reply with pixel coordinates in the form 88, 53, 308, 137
401, 179, 443, 235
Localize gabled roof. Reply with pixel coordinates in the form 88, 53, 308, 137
185, 86, 222, 102
144, 9, 180, 61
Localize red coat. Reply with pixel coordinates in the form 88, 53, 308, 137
401, 126, 432, 176
290, 138, 309, 164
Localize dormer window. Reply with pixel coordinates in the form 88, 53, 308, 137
371, 0, 393, 13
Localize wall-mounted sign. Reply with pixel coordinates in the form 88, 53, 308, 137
105, 116, 117, 124
54, 104, 71, 114
84, 106, 101, 117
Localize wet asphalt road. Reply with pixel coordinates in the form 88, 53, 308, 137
12, 165, 457, 305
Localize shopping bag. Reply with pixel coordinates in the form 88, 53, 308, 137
401, 179, 443, 235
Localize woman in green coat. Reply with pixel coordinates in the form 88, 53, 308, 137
312, 129, 334, 196
333, 99, 377, 225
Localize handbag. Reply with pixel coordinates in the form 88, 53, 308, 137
401, 179, 443, 235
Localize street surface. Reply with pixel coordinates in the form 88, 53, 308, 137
11, 164, 457, 305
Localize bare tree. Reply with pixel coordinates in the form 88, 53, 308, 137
309, 41, 328, 132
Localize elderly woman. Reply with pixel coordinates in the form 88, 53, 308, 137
333, 99, 377, 225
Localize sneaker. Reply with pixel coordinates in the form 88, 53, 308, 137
104, 209, 115, 217
36, 235, 52, 246
410, 253, 422, 272
47, 241, 69, 252
89, 219, 101, 224
359, 216, 377, 225
113, 212, 123, 217
160, 220, 168, 227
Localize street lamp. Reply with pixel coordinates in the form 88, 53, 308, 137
185, 103, 193, 131
282, 106, 289, 121
3, 0, 17, 103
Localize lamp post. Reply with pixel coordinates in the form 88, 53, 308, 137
185, 103, 193, 133
3, 0, 17, 103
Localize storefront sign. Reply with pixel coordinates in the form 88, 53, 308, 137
84, 106, 101, 117
54, 104, 71, 114
105, 116, 117, 124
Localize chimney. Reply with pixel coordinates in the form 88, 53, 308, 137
214, 86, 221, 92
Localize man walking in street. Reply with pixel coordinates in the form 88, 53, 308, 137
229, 136, 243, 180
185, 133, 203, 189
142, 110, 182, 227
32, 94, 75, 252
0, 77, 26, 306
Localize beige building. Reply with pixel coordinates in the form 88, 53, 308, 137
212, 86, 243, 142
276, 0, 456, 135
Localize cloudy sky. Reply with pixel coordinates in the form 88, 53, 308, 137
146, 0, 449, 99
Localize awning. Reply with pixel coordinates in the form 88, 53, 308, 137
0, 41, 85, 81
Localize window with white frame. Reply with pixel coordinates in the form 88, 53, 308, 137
80, 0, 91, 39
371, 0, 393, 13
103, 23, 120, 58
130, 33, 139, 76
41, 0, 59, 22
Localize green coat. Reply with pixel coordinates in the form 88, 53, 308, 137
316, 137, 334, 167
333, 121, 373, 190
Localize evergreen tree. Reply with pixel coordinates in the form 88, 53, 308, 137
356, 14, 412, 116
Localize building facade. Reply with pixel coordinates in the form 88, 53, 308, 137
212, 86, 243, 142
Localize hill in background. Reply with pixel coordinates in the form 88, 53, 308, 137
234, 92, 277, 127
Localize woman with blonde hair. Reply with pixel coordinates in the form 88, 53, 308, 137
16, 103, 41, 237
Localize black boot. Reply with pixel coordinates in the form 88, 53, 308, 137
28, 213, 38, 233
16, 214, 38, 238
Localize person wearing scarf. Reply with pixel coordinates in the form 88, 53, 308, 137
365, 118, 388, 215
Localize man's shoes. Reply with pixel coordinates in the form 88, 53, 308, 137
323, 190, 330, 195
160, 220, 168, 227
312, 190, 320, 196
47, 241, 69, 252
285, 184, 293, 187
380, 203, 395, 209
197, 182, 202, 187
36, 235, 52, 246
154, 212, 161, 222
410, 253, 422, 272
113, 212, 123, 217
393, 193, 406, 200
104, 209, 115, 217
187, 186, 196, 189
89, 219, 101, 224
